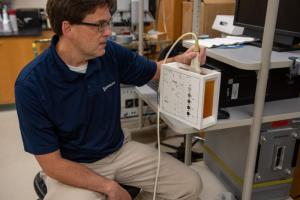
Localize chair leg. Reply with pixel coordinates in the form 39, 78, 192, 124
159, 135, 204, 162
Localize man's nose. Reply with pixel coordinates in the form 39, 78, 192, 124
102, 25, 112, 37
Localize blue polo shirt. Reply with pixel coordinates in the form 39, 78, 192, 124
15, 35, 157, 163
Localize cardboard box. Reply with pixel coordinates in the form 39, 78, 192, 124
182, 0, 236, 38
156, 0, 184, 41
145, 32, 167, 40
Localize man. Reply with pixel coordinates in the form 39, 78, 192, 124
15, 0, 206, 199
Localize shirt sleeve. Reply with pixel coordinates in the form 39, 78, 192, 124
109, 41, 157, 86
15, 82, 59, 155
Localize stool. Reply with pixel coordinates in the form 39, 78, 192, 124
34, 171, 141, 199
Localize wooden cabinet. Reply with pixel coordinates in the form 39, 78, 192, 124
0, 31, 53, 105
291, 146, 300, 199
156, 0, 184, 41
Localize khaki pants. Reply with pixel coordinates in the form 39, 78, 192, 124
44, 141, 202, 200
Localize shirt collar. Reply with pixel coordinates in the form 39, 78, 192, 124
49, 35, 101, 81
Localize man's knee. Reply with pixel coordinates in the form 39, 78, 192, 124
45, 176, 105, 200
184, 170, 203, 200
45, 188, 105, 200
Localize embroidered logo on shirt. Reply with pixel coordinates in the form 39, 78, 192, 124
103, 81, 116, 92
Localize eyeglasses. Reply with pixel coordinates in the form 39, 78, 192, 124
74, 20, 111, 33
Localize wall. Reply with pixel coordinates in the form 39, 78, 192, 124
11, 0, 47, 9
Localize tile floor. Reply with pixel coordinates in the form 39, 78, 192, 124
0, 110, 41, 199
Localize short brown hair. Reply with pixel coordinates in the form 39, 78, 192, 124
46, 0, 113, 36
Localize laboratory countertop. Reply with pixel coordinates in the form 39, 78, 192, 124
136, 85, 300, 133
0, 28, 43, 37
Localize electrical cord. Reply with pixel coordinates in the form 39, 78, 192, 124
152, 32, 200, 200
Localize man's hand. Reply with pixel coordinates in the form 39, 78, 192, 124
106, 181, 132, 200
153, 45, 206, 80
175, 45, 206, 66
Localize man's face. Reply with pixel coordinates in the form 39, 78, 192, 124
71, 6, 112, 59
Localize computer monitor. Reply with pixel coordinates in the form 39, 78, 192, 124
234, 0, 300, 51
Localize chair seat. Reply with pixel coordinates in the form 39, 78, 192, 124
34, 172, 140, 199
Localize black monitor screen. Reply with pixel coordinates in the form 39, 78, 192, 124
234, 0, 300, 39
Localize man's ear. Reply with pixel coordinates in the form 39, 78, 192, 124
61, 21, 72, 36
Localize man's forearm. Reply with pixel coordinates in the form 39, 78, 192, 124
49, 159, 112, 193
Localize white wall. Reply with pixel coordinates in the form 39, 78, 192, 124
11, 0, 47, 9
